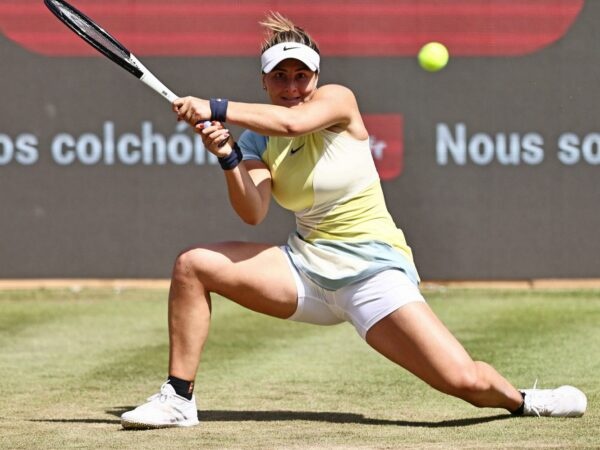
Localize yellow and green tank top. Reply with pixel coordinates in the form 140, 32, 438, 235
237, 128, 419, 290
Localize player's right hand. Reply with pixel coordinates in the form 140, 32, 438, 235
197, 121, 233, 158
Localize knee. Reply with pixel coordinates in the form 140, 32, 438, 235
171, 247, 217, 283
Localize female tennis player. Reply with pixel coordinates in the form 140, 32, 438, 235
121, 13, 587, 429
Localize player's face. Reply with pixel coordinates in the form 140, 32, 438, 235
263, 59, 318, 107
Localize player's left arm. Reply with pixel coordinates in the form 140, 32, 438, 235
174, 84, 359, 137
227, 84, 358, 136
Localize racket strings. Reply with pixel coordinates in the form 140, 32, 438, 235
52, 1, 131, 62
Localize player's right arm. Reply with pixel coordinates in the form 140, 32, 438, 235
224, 160, 271, 225
200, 123, 271, 225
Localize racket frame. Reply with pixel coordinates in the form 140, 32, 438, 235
44, 0, 177, 102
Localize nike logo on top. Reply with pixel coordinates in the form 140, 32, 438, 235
290, 144, 305, 154
283, 46, 300, 51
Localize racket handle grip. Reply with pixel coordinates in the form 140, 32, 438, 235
164, 90, 178, 103
130, 55, 178, 103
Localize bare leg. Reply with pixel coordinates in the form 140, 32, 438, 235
167, 242, 298, 381
366, 302, 523, 411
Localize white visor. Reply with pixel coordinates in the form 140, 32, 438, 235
261, 42, 320, 73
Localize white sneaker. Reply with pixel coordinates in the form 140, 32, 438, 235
121, 382, 200, 429
521, 382, 587, 417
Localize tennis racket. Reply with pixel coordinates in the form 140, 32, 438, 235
44, 0, 178, 103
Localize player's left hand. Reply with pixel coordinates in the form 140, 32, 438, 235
173, 96, 210, 126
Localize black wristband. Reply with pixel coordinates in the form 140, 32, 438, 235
209, 98, 228, 122
218, 142, 242, 170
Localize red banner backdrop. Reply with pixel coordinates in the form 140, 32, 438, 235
0, 0, 584, 57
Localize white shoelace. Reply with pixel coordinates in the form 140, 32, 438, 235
146, 382, 172, 403
525, 379, 551, 417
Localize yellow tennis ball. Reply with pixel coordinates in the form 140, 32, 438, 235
418, 42, 449, 72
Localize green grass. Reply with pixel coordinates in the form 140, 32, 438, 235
0, 287, 598, 449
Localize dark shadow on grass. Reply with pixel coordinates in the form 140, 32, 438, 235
104, 407, 511, 428
198, 410, 512, 427
29, 418, 120, 424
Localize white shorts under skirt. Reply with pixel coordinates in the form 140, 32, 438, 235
281, 247, 426, 339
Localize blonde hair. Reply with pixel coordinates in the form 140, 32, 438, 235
259, 12, 320, 55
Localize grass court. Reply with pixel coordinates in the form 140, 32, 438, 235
0, 286, 598, 449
